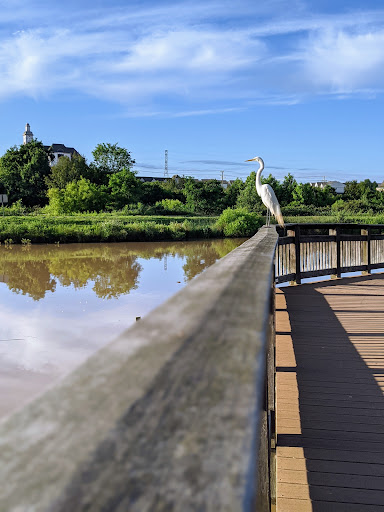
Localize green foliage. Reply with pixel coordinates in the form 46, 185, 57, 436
147, 199, 190, 215
160, 176, 186, 201
293, 183, 336, 207
0, 199, 28, 216
140, 181, 170, 204
292, 183, 316, 205
46, 179, 109, 214
107, 168, 142, 208
224, 178, 245, 208
46, 153, 91, 189
183, 178, 226, 214
0, 214, 220, 243
215, 208, 263, 237
236, 172, 263, 212
92, 143, 135, 174
0, 140, 51, 206
279, 173, 298, 206
343, 179, 378, 202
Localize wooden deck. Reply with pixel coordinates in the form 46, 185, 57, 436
276, 273, 384, 511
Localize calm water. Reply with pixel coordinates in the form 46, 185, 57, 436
0, 238, 245, 418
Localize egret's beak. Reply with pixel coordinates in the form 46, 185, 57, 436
245, 157, 259, 162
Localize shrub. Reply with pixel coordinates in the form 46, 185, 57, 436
215, 208, 263, 237
46, 179, 109, 214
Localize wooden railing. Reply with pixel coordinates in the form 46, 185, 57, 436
0, 228, 278, 512
276, 223, 384, 284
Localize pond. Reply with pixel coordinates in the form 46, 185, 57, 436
0, 238, 246, 418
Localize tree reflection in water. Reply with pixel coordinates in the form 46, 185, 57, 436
0, 238, 247, 418
0, 239, 245, 301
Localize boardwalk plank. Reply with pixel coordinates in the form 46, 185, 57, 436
276, 274, 384, 511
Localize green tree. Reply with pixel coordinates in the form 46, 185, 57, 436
0, 140, 51, 206
92, 143, 135, 174
224, 178, 245, 208
159, 176, 186, 201
280, 173, 298, 206
46, 153, 91, 189
183, 178, 225, 214
107, 168, 142, 209
292, 183, 316, 205
343, 179, 378, 204
236, 172, 263, 212
314, 185, 337, 206
140, 181, 170, 204
47, 178, 108, 214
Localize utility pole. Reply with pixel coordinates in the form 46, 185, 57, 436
220, 170, 224, 184
164, 150, 169, 178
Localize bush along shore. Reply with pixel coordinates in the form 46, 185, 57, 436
0, 209, 264, 244
2, 208, 384, 245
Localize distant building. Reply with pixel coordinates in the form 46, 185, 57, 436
22, 123, 79, 166
44, 143, 79, 166
23, 123, 34, 144
310, 180, 345, 194
137, 176, 169, 183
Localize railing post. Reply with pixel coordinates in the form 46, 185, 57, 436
287, 228, 296, 285
287, 226, 301, 285
330, 226, 341, 278
361, 227, 372, 275
329, 227, 339, 279
294, 225, 301, 285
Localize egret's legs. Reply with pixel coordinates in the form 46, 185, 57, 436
266, 209, 270, 226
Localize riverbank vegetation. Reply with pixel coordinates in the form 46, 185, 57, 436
1, 140, 384, 242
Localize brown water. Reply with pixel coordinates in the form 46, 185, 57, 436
0, 238, 245, 419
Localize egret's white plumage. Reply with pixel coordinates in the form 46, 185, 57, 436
246, 156, 284, 227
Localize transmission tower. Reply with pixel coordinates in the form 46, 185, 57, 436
164, 150, 169, 178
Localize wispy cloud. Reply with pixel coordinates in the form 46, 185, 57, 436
1, 1, 384, 113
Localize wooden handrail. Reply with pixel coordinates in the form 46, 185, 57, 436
0, 227, 278, 511
276, 223, 384, 284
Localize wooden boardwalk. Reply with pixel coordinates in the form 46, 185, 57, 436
276, 273, 384, 511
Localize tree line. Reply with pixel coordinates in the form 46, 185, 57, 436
0, 140, 383, 215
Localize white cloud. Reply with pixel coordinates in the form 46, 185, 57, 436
114, 29, 263, 73
303, 29, 384, 90
1, 2, 384, 111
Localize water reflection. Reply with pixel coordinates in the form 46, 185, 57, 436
0, 238, 245, 418
0, 239, 242, 300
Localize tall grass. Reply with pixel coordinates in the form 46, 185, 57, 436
0, 215, 222, 243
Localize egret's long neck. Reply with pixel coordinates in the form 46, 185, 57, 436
255, 161, 263, 195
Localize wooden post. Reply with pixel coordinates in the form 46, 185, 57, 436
294, 225, 301, 284
329, 228, 338, 279
361, 228, 372, 275
287, 229, 296, 285
287, 226, 301, 285
334, 226, 341, 278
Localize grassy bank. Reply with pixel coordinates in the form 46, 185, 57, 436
0, 214, 221, 244
1, 211, 384, 244
285, 213, 384, 224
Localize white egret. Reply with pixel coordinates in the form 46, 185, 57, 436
246, 156, 284, 227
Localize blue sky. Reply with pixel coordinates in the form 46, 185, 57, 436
1, 0, 384, 183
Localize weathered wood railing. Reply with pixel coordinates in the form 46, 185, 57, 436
0, 227, 278, 512
276, 223, 384, 284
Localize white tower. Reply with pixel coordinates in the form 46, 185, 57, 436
23, 123, 34, 145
